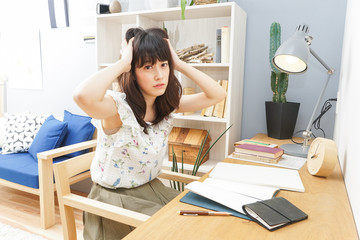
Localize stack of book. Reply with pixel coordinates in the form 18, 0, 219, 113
201, 79, 228, 118
232, 139, 284, 163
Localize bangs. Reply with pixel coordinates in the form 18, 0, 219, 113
133, 31, 170, 68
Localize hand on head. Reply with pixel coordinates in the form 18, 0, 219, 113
165, 39, 182, 71
120, 37, 134, 72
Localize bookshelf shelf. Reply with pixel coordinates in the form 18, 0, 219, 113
96, 2, 247, 172
189, 63, 230, 68
173, 113, 227, 123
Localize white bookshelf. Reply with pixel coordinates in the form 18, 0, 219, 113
96, 2, 247, 173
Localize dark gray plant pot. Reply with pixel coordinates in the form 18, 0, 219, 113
265, 101, 300, 139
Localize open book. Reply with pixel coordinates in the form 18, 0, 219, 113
183, 162, 304, 216
185, 179, 279, 215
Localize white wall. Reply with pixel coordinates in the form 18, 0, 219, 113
334, 0, 360, 234
235, 0, 347, 140
0, 0, 102, 118
1, 0, 347, 139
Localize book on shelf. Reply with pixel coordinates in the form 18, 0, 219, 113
183, 87, 195, 116
201, 80, 228, 118
221, 26, 230, 63
213, 80, 228, 118
231, 151, 281, 164
201, 80, 221, 117
202, 104, 215, 117
215, 28, 221, 63
235, 143, 284, 158
181, 162, 305, 227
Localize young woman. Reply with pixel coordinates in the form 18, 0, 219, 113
73, 27, 227, 239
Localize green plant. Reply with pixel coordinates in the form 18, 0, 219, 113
181, 0, 222, 20
181, 0, 192, 20
170, 124, 232, 191
269, 22, 289, 103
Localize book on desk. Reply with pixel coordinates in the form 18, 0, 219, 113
180, 162, 306, 230
232, 140, 284, 164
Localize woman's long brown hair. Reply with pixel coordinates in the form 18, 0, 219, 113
117, 28, 182, 133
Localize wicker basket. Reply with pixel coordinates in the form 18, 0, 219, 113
194, 0, 217, 5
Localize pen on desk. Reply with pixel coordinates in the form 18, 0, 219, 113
178, 210, 232, 216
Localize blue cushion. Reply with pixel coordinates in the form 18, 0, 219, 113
28, 115, 68, 160
0, 152, 69, 188
61, 110, 95, 157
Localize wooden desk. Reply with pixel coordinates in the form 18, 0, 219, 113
124, 134, 359, 240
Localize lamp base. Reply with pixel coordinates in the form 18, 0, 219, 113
281, 143, 309, 158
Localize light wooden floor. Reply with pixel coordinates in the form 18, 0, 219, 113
0, 185, 87, 240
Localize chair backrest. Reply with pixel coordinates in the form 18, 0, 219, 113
54, 148, 200, 240
53, 151, 150, 240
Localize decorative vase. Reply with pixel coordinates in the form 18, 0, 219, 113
265, 101, 300, 139
109, 0, 121, 13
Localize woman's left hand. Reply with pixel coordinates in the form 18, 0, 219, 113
166, 39, 183, 71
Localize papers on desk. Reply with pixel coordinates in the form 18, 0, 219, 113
185, 179, 279, 215
184, 162, 304, 217
229, 153, 307, 170
210, 162, 305, 192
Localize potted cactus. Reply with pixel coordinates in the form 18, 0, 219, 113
265, 22, 300, 139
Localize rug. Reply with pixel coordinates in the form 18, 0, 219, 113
0, 222, 47, 240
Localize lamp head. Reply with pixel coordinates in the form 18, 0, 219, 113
272, 24, 310, 74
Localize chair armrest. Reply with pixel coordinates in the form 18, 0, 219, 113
63, 193, 150, 227
158, 170, 200, 184
37, 139, 97, 160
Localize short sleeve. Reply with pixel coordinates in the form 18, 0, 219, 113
106, 90, 142, 131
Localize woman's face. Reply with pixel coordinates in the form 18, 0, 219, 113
135, 60, 170, 100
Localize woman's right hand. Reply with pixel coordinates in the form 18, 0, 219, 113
120, 37, 134, 72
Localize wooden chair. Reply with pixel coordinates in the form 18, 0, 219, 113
0, 138, 97, 229
53, 141, 200, 240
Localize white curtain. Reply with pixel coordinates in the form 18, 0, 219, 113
334, 0, 360, 232
0, 76, 6, 116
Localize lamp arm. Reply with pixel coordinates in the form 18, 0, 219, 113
305, 73, 332, 132
309, 48, 335, 74
302, 48, 334, 147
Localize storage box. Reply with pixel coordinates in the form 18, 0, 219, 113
168, 127, 211, 165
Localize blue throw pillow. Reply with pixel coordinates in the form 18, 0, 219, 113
62, 110, 95, 157
28, 115, 68, 160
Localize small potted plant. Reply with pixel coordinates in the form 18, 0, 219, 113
265, 22, 300, 139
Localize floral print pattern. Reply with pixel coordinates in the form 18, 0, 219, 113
90, 91, 173, 189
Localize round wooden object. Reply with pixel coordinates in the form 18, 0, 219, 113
307, 137, 338, 177
110, 0, 121, 13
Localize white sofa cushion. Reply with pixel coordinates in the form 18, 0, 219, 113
1, 112, 48, 154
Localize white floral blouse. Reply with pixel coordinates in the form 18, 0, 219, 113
90, 90, 173, 189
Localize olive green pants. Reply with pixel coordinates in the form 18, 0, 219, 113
83, 179, 180, 240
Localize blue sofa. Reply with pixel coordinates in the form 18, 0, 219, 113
0, 110, 96, 229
